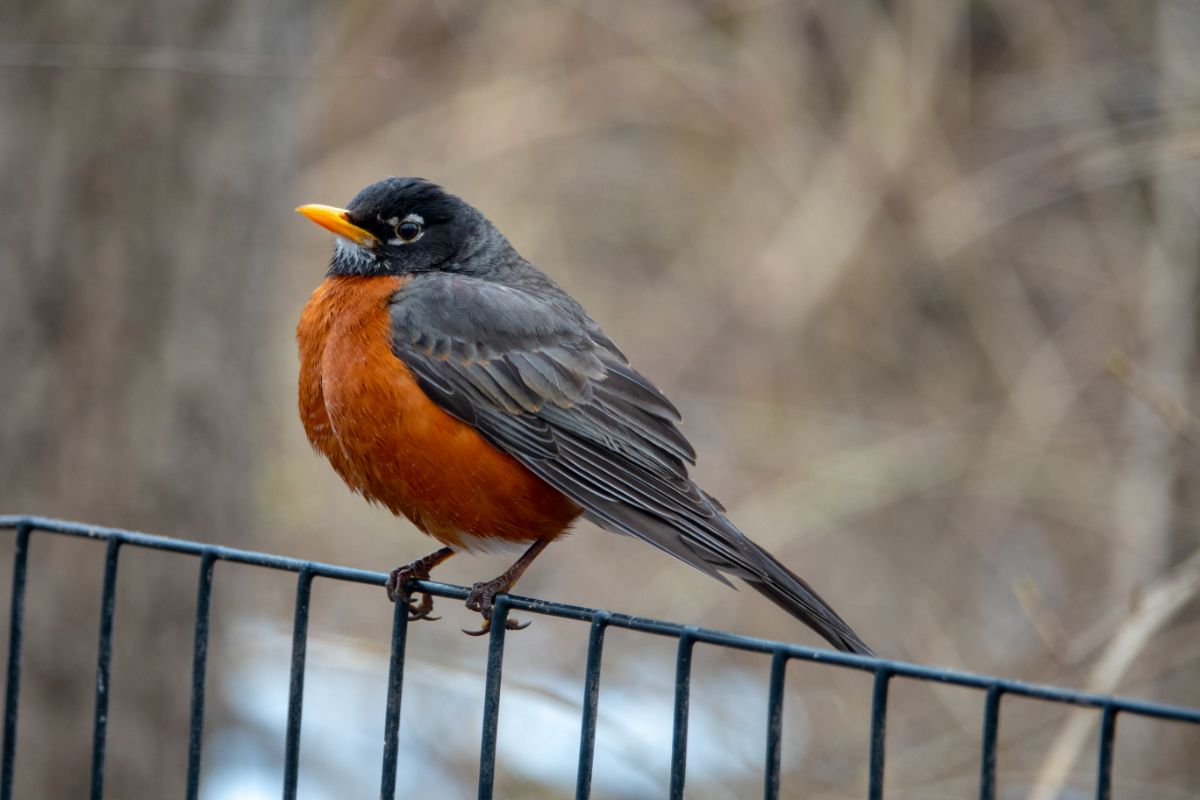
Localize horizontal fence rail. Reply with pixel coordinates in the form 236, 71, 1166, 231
1, 515, 1198, 799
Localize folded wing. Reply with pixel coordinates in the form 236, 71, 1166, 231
389, 273, 872, 655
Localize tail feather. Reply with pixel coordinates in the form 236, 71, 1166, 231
583, 498, 874, 655
738, 540, 875, 656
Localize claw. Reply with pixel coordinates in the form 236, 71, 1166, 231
462, 580, 534, 635
465, 577, 507, 617
461, 616, 530, 637
405, 592, 441, 621
384, 548, 456, 624
386, 564, 427, 604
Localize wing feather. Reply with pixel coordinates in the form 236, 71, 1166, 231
389, 272, 873, 655
391, 274, 749, 565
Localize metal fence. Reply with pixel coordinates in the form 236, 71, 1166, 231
1, 515, 1198, 800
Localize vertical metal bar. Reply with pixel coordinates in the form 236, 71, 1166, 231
477, 597, 512, 800
575, 611, 610, 800
282, 568, 314, 800
763, 650, 788, 800
978, 685, 1002, 800
1095, 705, 1117, 800
184, 552, 216, 800
668, 629, 697, 800
379, 595, 411, 800
0, 524, 31, 800
867, 668, 891, 800
89, 537, 123, 800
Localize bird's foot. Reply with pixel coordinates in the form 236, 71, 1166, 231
386, 563, 441, 621
461, 576, 530, 636
385, 547, 456, 621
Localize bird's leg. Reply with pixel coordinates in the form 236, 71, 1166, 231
462, 538, 551, 636
386, 546, 456, 621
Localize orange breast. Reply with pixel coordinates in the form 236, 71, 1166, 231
297, 275, 581, 550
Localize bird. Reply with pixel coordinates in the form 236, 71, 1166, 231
295, 177, 873, 655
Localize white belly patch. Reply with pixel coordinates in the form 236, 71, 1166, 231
451, 531, 532, 555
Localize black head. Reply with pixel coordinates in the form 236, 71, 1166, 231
297, 177, 487, 276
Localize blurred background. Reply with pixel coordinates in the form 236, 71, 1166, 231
2, 1, 1198, 798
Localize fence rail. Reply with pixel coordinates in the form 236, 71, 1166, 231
1, 515, 1197, 799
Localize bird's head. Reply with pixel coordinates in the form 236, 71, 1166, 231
296, 177, 484, 276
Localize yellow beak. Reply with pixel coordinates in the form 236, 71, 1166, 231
295, 204, 380, 247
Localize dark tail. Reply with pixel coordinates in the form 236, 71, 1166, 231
740, 540, 875, 656
578, 488, 874, 654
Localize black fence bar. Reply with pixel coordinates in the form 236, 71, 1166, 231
185, 552, 216, 800
11, 516, 1188, 723
379, 598, 411, 800
668, 629, 697, 800
282, 568, 314, 799
574, 611, 610, 800
1, 515, 1199, 800
477, 597, 512, 800
0, 523, 29, 800
88, 537, 122, 800
1096, 705, 1118, 800
763, 650, 788, 800
867, 668, 891, 800
979, 685, 1002, 800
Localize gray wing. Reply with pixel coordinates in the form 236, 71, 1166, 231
389, 273, 873, 655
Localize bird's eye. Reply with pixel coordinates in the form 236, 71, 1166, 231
385, 213, 426, 245
397, 221, 421, 241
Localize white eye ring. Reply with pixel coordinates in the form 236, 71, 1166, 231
386, 213, 425, 245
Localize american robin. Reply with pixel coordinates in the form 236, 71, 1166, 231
295, 178, 873, 654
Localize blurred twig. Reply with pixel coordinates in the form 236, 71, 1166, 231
1108, 349, 1199, 449
1028, 546, 1200, 800
1013, 575, 1071, 656
0, 42, 411, 80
